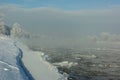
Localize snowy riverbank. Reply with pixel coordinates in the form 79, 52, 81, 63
0, 35, 67, 80
0, 36, 31, 80
16, 40, 67, 80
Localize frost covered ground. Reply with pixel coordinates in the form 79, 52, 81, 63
16, 41, 67, 80
0, 35, 66, 80
0, 36, 30, 80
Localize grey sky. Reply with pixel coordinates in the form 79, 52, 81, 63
0, 5, 119, 37
0, 5, 120, 48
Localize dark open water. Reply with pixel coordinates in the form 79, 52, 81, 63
30, 47, 120, 80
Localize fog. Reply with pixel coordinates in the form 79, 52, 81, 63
0, 5, 120, 49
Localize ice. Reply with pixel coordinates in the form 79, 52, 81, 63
0, 35, 67, 80
16, 42, 67, 80
0, 61, 19, 70
4, 68, 9, 71
0, 36, 29, 80
53, 61, 78, 68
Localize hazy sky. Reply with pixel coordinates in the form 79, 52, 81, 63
0, 0, 120, 48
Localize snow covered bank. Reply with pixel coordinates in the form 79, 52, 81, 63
17, 42, 67, 80
15, 47, 35, 80
0, 35, 67, 80
0, 36, 32, 80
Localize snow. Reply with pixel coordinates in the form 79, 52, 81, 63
0, 36, 29, 80
0, 61, 19, 70
16, 41, 67, 80
4, 68, 9, 71
0, 35, 66, 80
53, 61, 78, 68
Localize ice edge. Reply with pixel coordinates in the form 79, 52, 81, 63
15, 43, 35, 80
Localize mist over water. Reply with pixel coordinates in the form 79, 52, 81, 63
0, 5, 119, 50
0, 4, 120, 80
23, 32, 120, 51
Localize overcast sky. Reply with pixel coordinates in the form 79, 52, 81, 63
0, 0, 120, 35
0, 0, 120, 48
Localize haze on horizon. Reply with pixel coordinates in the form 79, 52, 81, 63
0, 0, 120, 49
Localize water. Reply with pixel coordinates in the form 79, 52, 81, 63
35, 47, 120, 80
